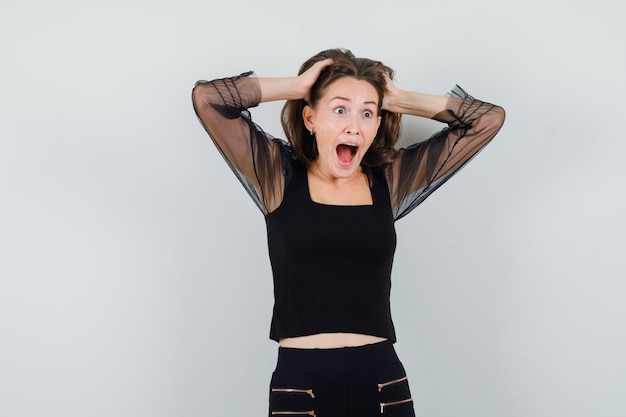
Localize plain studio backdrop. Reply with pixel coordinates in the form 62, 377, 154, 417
1, 0, 624, 416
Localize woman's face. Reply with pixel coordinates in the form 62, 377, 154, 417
303, 77, 382, 180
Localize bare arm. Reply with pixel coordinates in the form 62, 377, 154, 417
382, 75, 449, 118
258, 58, 334, 103
384, 91, 449, 118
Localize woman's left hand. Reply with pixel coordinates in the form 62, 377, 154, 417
381, 73, 402, 112
381, 74, 448, 118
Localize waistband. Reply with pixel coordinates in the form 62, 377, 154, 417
275, 340, 399, 376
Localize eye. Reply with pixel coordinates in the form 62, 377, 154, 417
363, 110, 374, 118
333, 106, 346, 115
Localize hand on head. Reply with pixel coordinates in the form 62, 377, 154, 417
298, 58, 334, 103
381, 73, 400, 112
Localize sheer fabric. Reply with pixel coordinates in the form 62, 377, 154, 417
192, 72, 505, 219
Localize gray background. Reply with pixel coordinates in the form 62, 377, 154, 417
1, 0, 625, 416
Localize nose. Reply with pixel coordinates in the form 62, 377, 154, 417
344, 114, 360, 135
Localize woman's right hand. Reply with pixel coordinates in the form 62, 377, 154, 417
297, 58, 334, 102
259, 58, 333, 103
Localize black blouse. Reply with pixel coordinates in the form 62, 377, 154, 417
192, 72, 505, 341
192, 72, 505, 220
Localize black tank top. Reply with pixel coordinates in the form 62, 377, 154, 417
265, 158, 398, 342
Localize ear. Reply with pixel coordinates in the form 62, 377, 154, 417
302, 105, 315, 132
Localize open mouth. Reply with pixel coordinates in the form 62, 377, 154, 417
336, 143, 358, 165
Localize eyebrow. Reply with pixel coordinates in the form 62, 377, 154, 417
330, 96, 378, 106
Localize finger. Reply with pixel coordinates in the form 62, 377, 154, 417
383, 73, 397, 94
313, 58, 334, 72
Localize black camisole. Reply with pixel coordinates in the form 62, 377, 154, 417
265, 157, 398, 342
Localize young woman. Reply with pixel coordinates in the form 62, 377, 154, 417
192, 48, 505, 417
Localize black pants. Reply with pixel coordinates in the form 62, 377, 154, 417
269, 340, 415, 417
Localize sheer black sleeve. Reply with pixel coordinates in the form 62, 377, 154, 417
386, 86, 505, 220
191, 72, 289, 214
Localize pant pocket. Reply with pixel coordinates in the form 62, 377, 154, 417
374, 364, 415, 416
269, 371, 317, 417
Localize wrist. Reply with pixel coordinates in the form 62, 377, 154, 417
384, 90, 448, 118
260, 76, 304, 103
